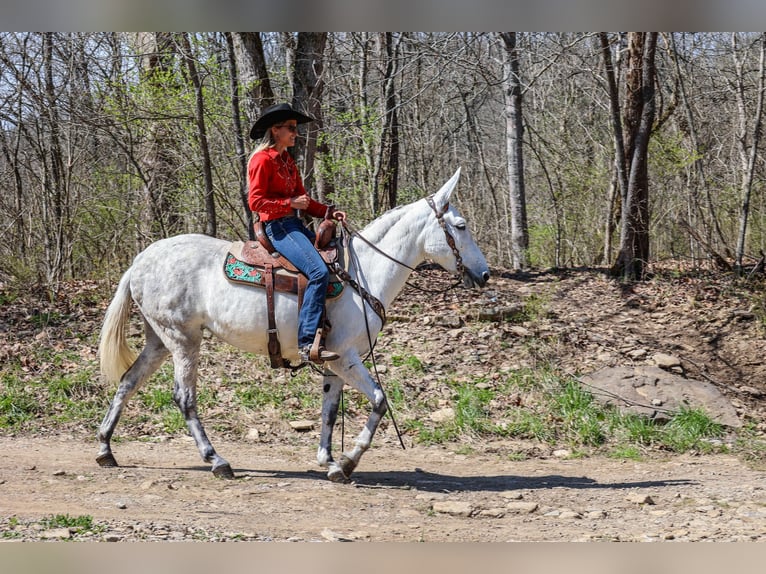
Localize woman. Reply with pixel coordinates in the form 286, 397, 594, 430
247, 103, 346, 364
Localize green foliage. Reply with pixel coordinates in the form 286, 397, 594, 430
390, 354, 425, 372
551, 380, 606, 446
234, 368, 320, 419
409, 366, 729, 459
528, 224, 558, 269
660, 407, 725, 453
40, 514, 105, 536
0, 373, 42, 427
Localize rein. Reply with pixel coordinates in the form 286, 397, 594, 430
331, 195, 469, 452
339, 195, 467, 298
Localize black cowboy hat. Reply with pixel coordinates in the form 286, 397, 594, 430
249, 102, 315, 140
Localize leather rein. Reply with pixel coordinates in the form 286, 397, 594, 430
331, 195, 466, 452
334, 194, 468, 326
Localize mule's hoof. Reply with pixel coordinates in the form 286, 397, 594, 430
339, 454, 357, 478
212, 463, 235, 479
96, 452, 118, 467
327, 465, 350, 483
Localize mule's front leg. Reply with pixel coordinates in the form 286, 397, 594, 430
332, 355, 388, 480
317, 373, 346, 482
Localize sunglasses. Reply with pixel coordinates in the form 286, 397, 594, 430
275, 124, 299, 133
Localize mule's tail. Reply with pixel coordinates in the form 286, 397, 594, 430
99, 269, 138, 384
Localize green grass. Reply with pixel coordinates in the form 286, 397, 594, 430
40, 514, 106, 536
406, 367, 731, 459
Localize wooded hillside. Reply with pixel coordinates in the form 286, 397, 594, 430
1, 32, 765, 291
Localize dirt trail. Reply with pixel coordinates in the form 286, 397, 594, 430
3, 267, 766, 542
1, 435, 765, 542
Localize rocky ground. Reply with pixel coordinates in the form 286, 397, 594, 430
1, 264, 766, 542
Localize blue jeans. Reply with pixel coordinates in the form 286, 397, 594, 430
264, 216, 330, 349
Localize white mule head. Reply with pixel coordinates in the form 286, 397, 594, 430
424, 168, 490, 288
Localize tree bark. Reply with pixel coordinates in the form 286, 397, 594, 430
500, 32, 529, 270
599, 32, 628, 265
291, 32, 327, 202
230, 33, 274, 124
179, 33, 216, 237
611, 32, 657, 281
225, 33, 254, 240
133, 32, 181, 244
734, 32, 766, 271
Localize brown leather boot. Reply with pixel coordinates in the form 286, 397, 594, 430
300, 345, 339, 364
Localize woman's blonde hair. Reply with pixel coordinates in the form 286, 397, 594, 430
253, 126, 277, 154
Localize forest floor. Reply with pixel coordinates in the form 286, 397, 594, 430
1, 263, 766, 542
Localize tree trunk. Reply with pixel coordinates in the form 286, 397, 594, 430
734, 32, 766, 271
179, 33, 216, 237
291, 32, 327, 202
500, 32, 529, 270
375, 32, 401, 211
599, 32, 628, 265
133, 32, 181, 244
225, 33, 254, 240
42, 32, 67, 289
230, 33, 274, 124
612, 32, 657, 281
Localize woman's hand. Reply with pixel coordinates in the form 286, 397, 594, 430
332, 209, 347, 222
290, 195, 311, 210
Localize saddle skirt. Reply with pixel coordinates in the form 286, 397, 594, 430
223, 240, 344, 299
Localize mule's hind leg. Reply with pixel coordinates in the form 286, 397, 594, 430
97, 327, 169, 467
169, 346, 234, 479
317, 373, 347, 482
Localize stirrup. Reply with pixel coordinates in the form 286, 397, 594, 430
301, 327, 339, 364
300, 346, 339, 364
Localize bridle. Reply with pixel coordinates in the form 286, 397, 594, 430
337, 194, 469, 320
332, 195, 470, 451
425, 195, 466, 279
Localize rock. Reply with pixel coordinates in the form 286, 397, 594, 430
289, 420, 314, 432
499, 491, 523, 500
504, 326, 531, 338
435, 315, 463, 329
479, 508, 506, 518
429, 407, 455, 423
558, 510, 582, 519
245, 428, 260, 441
626, 493, 655, 505
580, 365, 742, 428
652, 353, 682, 369
432, 500, 474, 517
41, 528, 71, 540
627, 349, 648, 360
552, 449, 571, 458
505, 501, 539, 514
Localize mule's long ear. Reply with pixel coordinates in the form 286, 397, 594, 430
432, 167, 461, 211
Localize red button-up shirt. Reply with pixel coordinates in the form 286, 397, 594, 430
248, 148, 327, 221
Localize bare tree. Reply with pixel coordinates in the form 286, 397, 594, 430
375, 32, 402, 212
230, 33, 274, 124
178, 33, 216, 237
612, 32, 657, 280
500, 32, 529, 270
600, 32, 628, 265
132, 32, 182, 244
733, 32, 766, 272
291, 32, 327, 202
